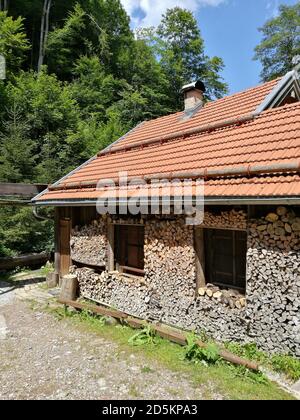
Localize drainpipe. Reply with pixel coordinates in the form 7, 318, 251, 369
33, 206, 53, 221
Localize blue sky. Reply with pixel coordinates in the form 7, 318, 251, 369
121, 0, 298, 94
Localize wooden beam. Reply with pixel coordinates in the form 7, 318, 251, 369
59, 299, 260, 372
0, 252, 50, 271
107, 223, 114, 272
194, 227, 206, 292
0, 183, 47, 198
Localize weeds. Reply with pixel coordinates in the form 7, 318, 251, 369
128, 325, 160, 346
271, 355, 300, 381
225, 342, 300, 382
184, 334, 220, 365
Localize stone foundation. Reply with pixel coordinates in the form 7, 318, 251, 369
70, 207, 300, 356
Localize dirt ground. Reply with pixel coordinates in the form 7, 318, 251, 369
0, 282, 221, 400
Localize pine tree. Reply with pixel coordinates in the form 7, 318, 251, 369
0, 104, 37, 183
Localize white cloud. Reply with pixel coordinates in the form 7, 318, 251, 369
121, 0, 226, 28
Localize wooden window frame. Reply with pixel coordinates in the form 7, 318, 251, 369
194, 226, 247, 295
203, 228, 247, 293
107, 223, 145, 278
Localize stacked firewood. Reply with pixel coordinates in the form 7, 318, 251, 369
71, 266, 149, 318
249, 206, 300, 252
70, 218, 107, 266
198, 284, 246, 309
202, 209, 247, 230
144, 218, 196, 301
245, 206, 300, 353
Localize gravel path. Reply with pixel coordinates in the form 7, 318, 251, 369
0, 287, 221, 400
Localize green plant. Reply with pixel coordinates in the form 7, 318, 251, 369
225, 342, 267, 364
271, 355, 300, 382
40, 261, 54, 275
128, 325, 159, 346
184, 334, 220, 365
141, 366, 155, 374
231, 365, 269, 385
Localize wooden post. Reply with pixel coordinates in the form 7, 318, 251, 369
194, 227, 206, 294
107, 223, 114, 272
54, 208, 61, 278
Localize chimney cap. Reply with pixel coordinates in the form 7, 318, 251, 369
181, 80, 206, 94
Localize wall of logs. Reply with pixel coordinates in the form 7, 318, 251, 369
69, 206, 300, 356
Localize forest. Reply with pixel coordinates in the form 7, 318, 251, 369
0, 0, 299, 257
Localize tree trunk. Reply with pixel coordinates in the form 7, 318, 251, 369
37, 0, 52, 72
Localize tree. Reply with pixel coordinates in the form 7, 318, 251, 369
6, 69, 80, 181
0, 104, 37, 183
37, 0, 52, 72
0, 11, 30, 78
156, 7, 228, 109
46, 1, 134, 81
254, 3, 300, 81
0, 1, 9, 11
0, 205, 53, 257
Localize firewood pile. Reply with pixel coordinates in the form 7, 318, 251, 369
70, 218, 107, 266
202, 209, 247, 230
246, 206, 300, 353
249, 206, 300, 252
70, 266, 149, 317
145, 218, 196, 299
198, 284, 246, 309
69, 207, 300, 356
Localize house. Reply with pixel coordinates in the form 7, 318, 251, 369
32, 68, 300, 356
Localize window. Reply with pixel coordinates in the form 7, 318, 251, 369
114, 225, 144, 276
204, 229, 247, 292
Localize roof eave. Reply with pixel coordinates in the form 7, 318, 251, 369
31, 195, 300, 207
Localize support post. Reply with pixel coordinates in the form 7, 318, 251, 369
54, 207, 60, 278
194, 227, 206, 294
107, 223, 114, 272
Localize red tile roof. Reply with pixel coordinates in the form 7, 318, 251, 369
34, 77, 300, 203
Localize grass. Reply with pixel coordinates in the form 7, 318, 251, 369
49, 306, 295, 400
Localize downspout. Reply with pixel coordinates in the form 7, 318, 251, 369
33, 206, 53, 221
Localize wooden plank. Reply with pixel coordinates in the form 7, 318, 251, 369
60, 299, 259, 371
0, 252, 50, 271
107, 223, 114, 272
0, 183, 47, 198
194, 227, 206, 291
58, 299, 129, 320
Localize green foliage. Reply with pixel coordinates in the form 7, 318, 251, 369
0, 3, 228, 258
157, 7, 228, 108
225, 342, 267, 364
184, 334, 220, 364
0, 206, 53, 257
271, 355, 300, 382
0, 11, 30, 79
225, 341, 300, 382
128, 325, 160, 346
254, 3, 300, 81
0, 105, 37, 183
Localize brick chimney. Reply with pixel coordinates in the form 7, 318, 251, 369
181, 81, 206, 112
